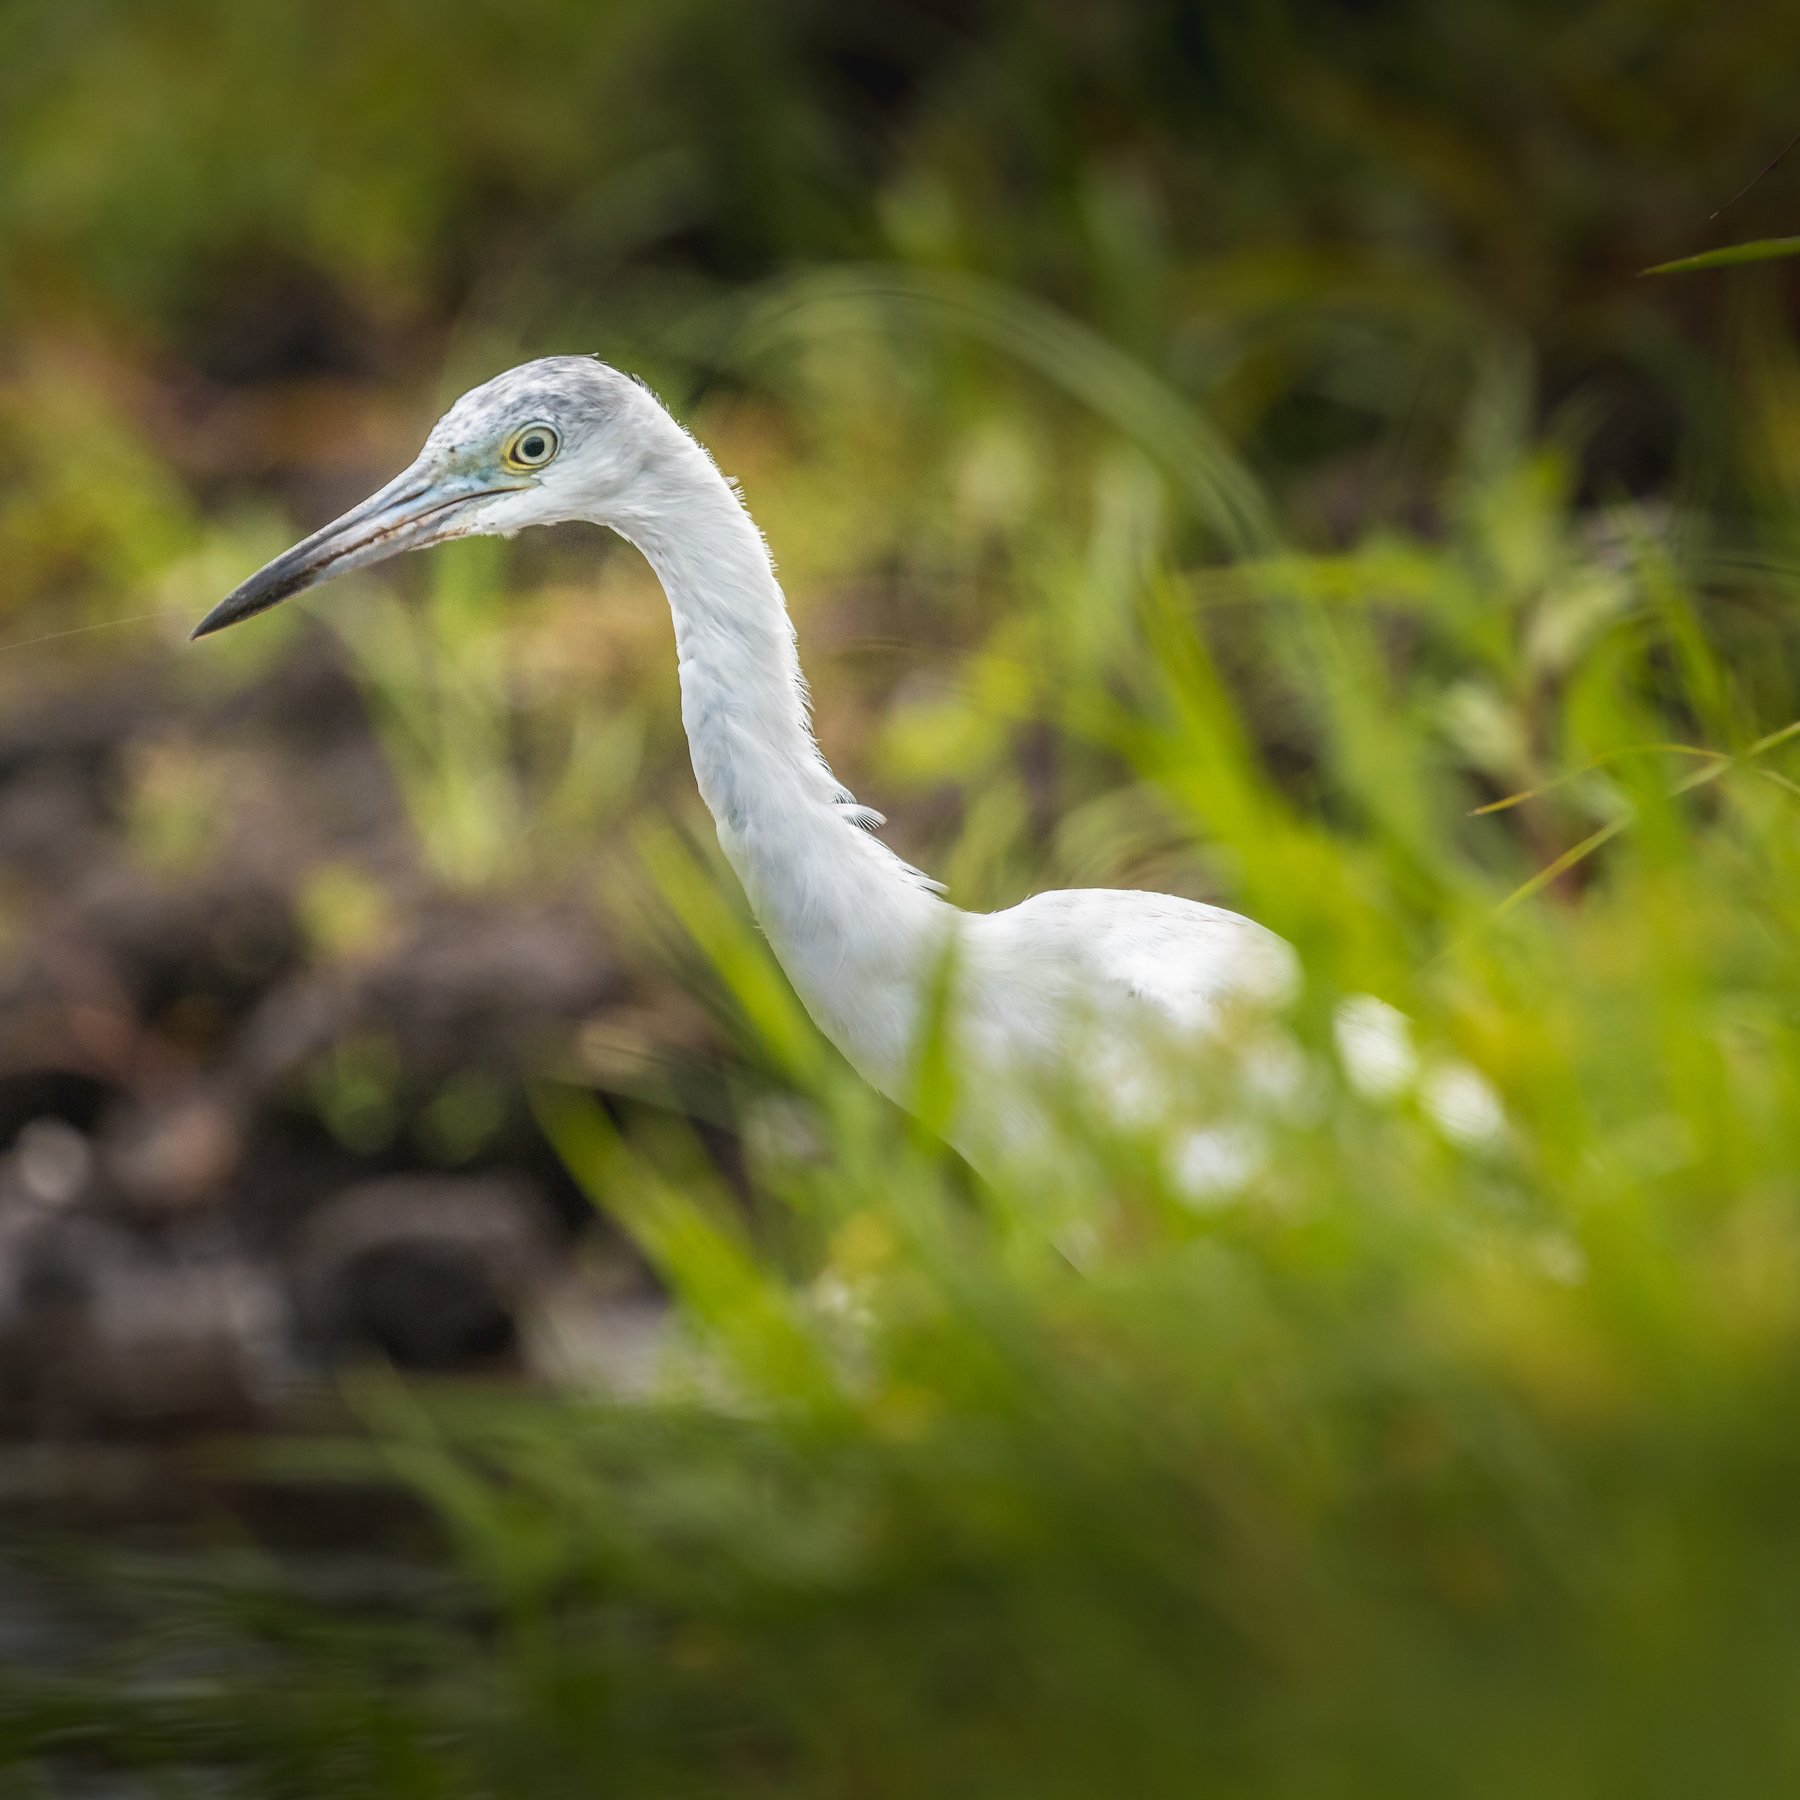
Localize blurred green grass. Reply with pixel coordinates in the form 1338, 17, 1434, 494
8, 0, 1800, 1793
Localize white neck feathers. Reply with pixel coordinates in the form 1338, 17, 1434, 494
609, 417, 948, 1088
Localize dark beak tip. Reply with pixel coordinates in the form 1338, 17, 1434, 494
189, 576, 295, 643
189, 602, 236, 642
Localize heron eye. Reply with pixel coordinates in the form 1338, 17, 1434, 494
504, 423, 560, 471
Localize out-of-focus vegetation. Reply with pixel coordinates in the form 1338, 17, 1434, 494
8, 0, 1800, 1793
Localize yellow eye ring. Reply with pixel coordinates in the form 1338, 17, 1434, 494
503, 422, 560, 472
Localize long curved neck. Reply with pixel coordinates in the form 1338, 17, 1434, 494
610, 422, 951, 1089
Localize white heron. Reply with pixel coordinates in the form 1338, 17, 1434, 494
195, 358, 1478, 1184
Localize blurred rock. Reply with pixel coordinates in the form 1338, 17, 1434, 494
103, 1088, 241, 1213
0, 584, 666, 1456
290, 1174, 560, 1372
0, 1213, 285, 1438
236, 899, 622, 1094
13, 1118, 93, 1208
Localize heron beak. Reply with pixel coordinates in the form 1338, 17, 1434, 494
190, 463, 510, 640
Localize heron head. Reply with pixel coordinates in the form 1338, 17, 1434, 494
191, 356, 660, 639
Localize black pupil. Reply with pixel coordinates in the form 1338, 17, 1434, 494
520, 433, 547, 460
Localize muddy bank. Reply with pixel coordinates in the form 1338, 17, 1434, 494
0, 623, 688, 1452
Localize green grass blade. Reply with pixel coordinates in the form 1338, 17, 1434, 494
1644, 236, 1800, 274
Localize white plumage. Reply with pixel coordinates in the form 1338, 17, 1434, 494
196, 357, 1487, 1184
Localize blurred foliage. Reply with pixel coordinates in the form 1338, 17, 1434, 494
8, 0, 1800, 1793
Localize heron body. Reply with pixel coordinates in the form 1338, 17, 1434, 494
195, 358, 1318, 1180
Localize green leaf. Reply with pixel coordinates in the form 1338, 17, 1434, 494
1644, 236, 1800, 275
